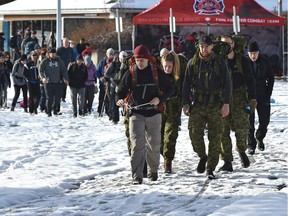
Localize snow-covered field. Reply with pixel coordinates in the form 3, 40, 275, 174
0, 80, 287, 216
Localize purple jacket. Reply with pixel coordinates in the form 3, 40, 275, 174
85, 63, 97, 86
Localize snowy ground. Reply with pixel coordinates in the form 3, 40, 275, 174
0, 80, 287, 216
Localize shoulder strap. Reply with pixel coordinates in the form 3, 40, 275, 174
129, 61, 159, 89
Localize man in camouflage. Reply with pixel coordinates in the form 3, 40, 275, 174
182, 35, 232, 179
219, 35, 257, 172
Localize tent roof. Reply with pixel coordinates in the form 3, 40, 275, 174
133, 0, 285, 26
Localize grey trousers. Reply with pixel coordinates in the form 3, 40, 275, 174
129, 113, 161, 179
70, 86, 85, 114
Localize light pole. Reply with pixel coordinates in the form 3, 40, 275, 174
56, 0, 62, 48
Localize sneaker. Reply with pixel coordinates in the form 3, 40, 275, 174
10, 107, 15, 111
148, 172, 158, 181
73, 113, 77, 118
197, 155, 207, 174
47, 112, 52, 117
206, 170, 216, 180
218, 161, 233, 172
34, 109, 38, 115
239, 152, 250, 168
257, 140, 265, 151
24, 108, 28, 113
164, 159, 172, 174
132, 176, 142, 185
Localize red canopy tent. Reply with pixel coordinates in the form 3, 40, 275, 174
133, 0, 285, 27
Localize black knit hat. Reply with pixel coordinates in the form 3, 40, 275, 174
20, 54, 27, 61
248, 41, 259, 52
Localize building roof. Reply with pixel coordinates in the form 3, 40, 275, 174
0, 0, 159, 20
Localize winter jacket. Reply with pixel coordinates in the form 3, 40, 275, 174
24, 60, 40, 84
11, 59, 27, 86
249, 55, 274, 98
68, 62, 88, 89
85, 63, 97, 86
116, 62, 175, 117
57, 47, 75, 69
39, 56, 67, 83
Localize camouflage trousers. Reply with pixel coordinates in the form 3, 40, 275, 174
188, 103, 223, 172
220, 90, 249, 161
160, 101, 181, 161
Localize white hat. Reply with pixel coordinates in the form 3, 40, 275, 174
106, 48, 114, 56
119, 51, 128, 60
160, 48, 169, 57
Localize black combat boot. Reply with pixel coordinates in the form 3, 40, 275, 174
164, 159, 172, 174
206, 170, 216, 180
197, 155, 208, 174
257, 139, 265, 151
218, 161, 233, 172
239, 152, 250, 168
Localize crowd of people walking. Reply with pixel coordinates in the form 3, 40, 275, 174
0, 28, 274, 185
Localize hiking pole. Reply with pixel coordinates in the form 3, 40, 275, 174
124, 102, 154, 110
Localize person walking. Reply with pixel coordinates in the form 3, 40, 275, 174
160, 50, 187, 173
218, 35, 257, 172
11, 54, 29, 112
2, 52, 12, 108
39, 48, 68, 117
247, 41, 274, 154
97, 48, 114, 117
0, 54, 11, 109
116, 44, 174, 184
67, 54, 88, 117
24, 51, 41, 115
37, 48, 48, 112
57, 37, 75, 103
106, 52, 128, 124
84, 55, 97, 114
182, 36, 232, 179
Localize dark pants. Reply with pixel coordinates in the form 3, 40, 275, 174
109, 85, 119, 122
62, 83, 67, 101
97, 82, 109, 116
27, 83, 41, 113
70, 86, 85, 115
84, 85, 95, 113
39, 85, 46, 112
248, 96, 271, 147
44, 83, 63, 114
12, 84, 28, 108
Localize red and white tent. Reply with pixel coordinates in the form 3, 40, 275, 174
133, 0, 285, 26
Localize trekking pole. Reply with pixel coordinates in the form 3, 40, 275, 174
124, 102, 154, 110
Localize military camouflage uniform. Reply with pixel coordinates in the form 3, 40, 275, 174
161, 55, 187, 161
182, 53, 232, 173
221, 55, 256, 161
